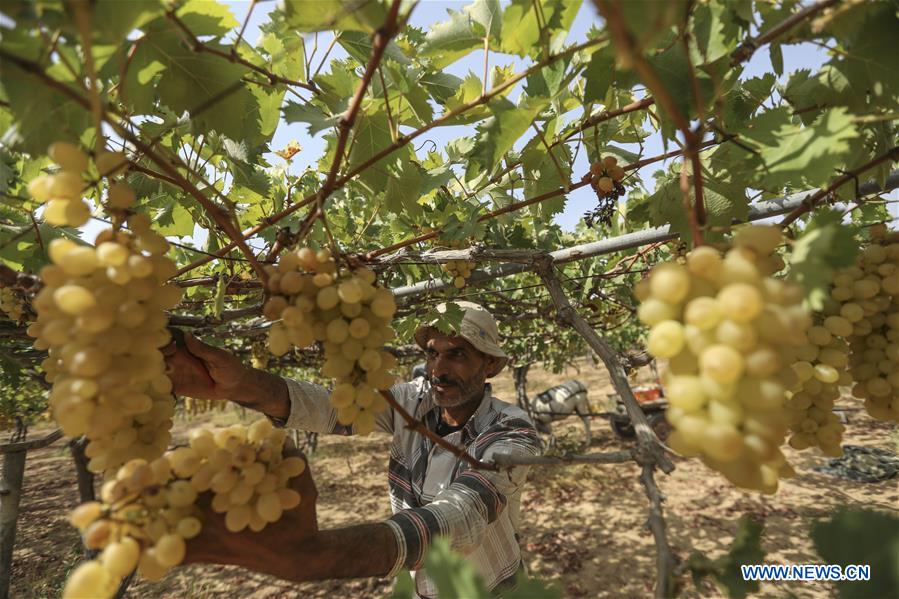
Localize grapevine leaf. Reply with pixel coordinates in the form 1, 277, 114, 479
282, 101, 338, 136
647, 165, 748, 246
127, 24, 260, 140
500, 0, 578, 58
420, 0, 501, 69
732, 107, 860, 189
155, 201, 195, 237
420, 72, 464, 105
213, 275, 227, 319
811, 508, 899, 599
467, 97, 550, 180
0, 65, 91, 155
280, 0, 387, 33
92, 0, 161, 44
522, 136, 572, 218
834, 5, 899, 104
337, 30, 411, 67
647, 44, 714, 126
691, 0, 736, 64
688, 516, 764, 599
175, 0, 239, 36
788, 210, 859, 309
347, 111, 412, 189
384, 159, 425, 219
583, 50, 615, 104
259, 32, 305, 81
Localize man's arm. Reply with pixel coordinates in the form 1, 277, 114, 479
386, 411, 541, 570
162, 331, 291, 419
185, 449, 398, 581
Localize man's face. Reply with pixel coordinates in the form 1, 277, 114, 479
424, 333, 493, 408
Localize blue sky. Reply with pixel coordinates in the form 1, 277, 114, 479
220, 0, 841, 233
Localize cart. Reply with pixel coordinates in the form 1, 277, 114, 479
605, 383, 670, 441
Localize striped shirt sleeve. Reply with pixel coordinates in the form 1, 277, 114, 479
281, 378, 401, 435
385, 413, 540, 571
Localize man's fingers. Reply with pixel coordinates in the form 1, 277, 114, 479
183, 332, 232, 365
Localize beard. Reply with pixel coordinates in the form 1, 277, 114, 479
427, 365, 487, 408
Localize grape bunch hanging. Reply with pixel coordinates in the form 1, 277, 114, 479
262, 248, 397, 434
584, 155, 626, 228
637, 225, 807, 493
64, 420, 306, 599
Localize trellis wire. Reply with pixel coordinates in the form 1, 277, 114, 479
391, 169, 899, 299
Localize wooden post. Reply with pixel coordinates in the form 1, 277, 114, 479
0, 429, 63, 599
69, 438, 95, 503
0, 451, 26, 599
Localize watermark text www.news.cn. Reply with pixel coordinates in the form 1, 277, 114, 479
741, 564, 871, 582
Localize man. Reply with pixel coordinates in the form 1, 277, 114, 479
163, 301, 540, 597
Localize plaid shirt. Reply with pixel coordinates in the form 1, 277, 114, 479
281, 377, 540, 598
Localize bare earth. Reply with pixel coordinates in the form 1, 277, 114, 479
8, 359, 898, 598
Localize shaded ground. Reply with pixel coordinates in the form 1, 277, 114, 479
7, 359, 898, 598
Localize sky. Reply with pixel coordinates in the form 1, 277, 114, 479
219, 0, 840, 233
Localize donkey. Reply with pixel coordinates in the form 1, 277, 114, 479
528, 380, 591, 448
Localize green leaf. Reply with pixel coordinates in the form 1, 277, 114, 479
92, 0, 161, 44
337, 30, 411, 66
347, 111, 412, 189
260, 32, 305, 81
688, 516, 765, 599
647, 44, 713, 126
175, 0, 239, 36
384, 158, 425, 219
691, 0, 737, 64
583, 50, 615, 104
421, 0, 501, 69
500, 0, 579, 58
788, 210, 859, 309
467, 97, 549, 180
647, 165, 748, 246
835, 5, 899, 104
126, 24, 261, 140
155, 201, 195, 237
0, 58, 91, 154
280, 0, 387, 33
811, 508, 899, 599
282, 101, 338, 136
522, 135, 572, 218
420, 72, 464, 105
213, 275, 227, 318
742, 107, 860, 189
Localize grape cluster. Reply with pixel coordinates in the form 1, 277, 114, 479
262, 247, 397, 434
27, 142, 131, 228
584, 156, 626, 229
63, 420, 306, 599
0, 287, 26, 322
786, 321, 851, 456
638, 225, 808, 493
832, 225, 899, 422
439, 239, 477, 289
26, 222, 182, 474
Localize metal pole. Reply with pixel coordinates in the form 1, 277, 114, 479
392, 170, 899, 299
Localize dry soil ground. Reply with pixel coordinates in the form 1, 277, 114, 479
7, 359, 898, 598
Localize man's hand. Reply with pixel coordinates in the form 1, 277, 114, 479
185, 449, 319, 571
162, 332, 251, 401
184, 451, 398, 583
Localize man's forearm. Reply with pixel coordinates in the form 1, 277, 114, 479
218, 523, 398, 583
233, 367, 291, 421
